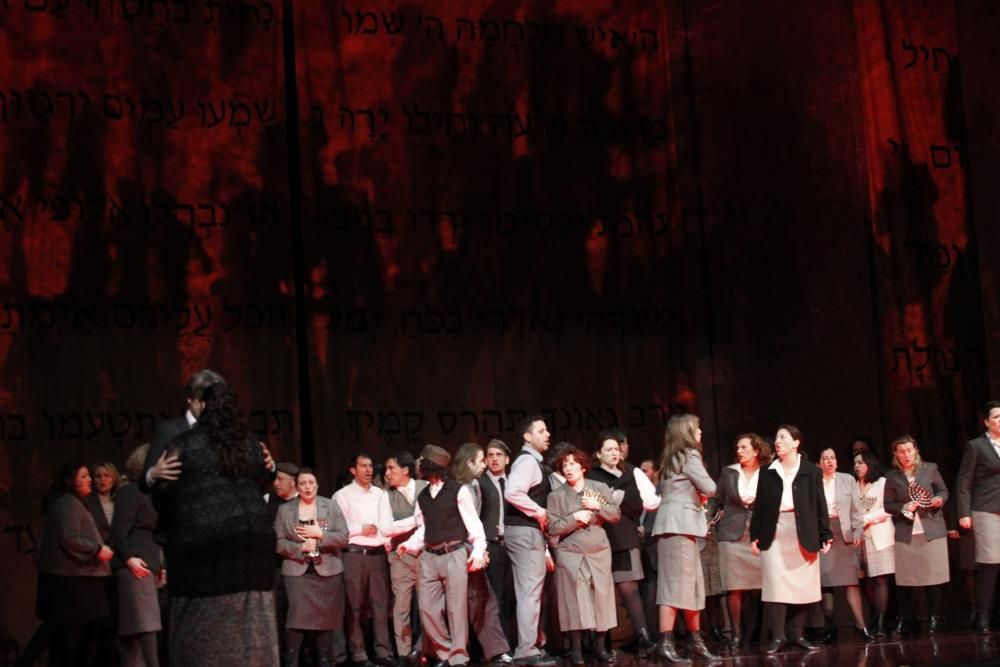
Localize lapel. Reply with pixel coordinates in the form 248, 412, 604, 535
978, 436, 1000, 467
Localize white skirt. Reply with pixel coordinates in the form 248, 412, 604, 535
761, 512, 821, 604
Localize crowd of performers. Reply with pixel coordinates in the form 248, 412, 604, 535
28, 369, 1000, 666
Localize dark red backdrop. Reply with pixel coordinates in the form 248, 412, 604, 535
1, 0, 998, 645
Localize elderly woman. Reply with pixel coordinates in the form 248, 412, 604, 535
884, 435, 949, 635
153, 381, 278, 666
586, 432, 660, 656
816, 447, 869, 641
547, 446, 621, 666
275, 467, 350, 667
708, 433, 771, 649
112, 445, 163, 667
853, 450, 894, 637
750, 425, 832, 655
37, 461, 115, 666
652, 414, 719, 663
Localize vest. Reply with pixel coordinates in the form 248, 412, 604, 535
505, 449, 551, 530
479, 475, 504, 541
386, 479, 428, 548
587, 466, 642, 551
418, 480, 466, 546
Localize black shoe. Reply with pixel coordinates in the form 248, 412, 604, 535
634, 628, 656, 657
489, 654, 514, 665
355, 661, 377, 667
726, 633, 742, 650
594, 648, 617, 664
928, 615, 943, 634
655, 633, 691, 664
895, 617, 919, 636
820, 625, 837, 645
689, 631, 721, 661
282, 649, 300, 667
709, 625, 727, 643
512, 655, 560, 667
855, 625, 874, 642
405, 649, 422, 666
568, 653, 584, 667
789, 637, 820, 651
977, 611, 992, 635
375, 659, 398, 667
872, 613, 887, 638
764, 639, 785, 655
428, 661, 448, 667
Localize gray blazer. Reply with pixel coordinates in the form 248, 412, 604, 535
37, 494, 111, 578
275, 497, 350, 576
956, 436, 1000, 516
707, 466, 752, 542
827, 472, 864, 543
652, 449, 717, 538
884, 463, 949, 543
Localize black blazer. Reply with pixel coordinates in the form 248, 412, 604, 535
140, 415, 190, 493
708, 466, 754, 543
112, 482, 161, 571
750, 458, 832, 553
956, 436, 1000, 516
884, 463, 949, 543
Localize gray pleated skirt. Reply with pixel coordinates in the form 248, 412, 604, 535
895, 534, 949, 587
285, 571, 344, 630
761, 512, 821, 604
169, 590, 278, 667
700, 535, 722, 597
718, 522, 762, 592
972, 511, 1000, 564
612, 548, 644, 583
656, 535, 704, 611
116, 568, 162, 636
820, 518, 861, 587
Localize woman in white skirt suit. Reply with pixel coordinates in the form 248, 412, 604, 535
651, 414, 720, 663
750, 425, 832, 655
853, 450, 894, 637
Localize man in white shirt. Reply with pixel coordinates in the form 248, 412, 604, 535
398, 445, 487, 667
378, 452, 428, 663
504, 417, 559, 666
334, 454, 393, 667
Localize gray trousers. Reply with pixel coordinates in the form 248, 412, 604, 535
390, 551, 421, 655
419, 548, 470, 665
343, 551, 392, 661
505, 525, 547, 657
468, 568, 511, 658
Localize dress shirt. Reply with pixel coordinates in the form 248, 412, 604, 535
823, 476, 839, 518
334, 480, 387, 547
990, 435, 1000, 461
378, 478, 420, 540
486, 471, 506, 536
505, 446, 547, 520
401, 481, 487, 560
736, 465, 760, 505
769, 454, 802, 511
632, 466, 662, 511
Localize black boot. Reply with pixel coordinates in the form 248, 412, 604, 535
282, 649, 299, 667
977, 611, 992, 635
872, 613, 886, 638
688, 631, 720, 661
928, 615, 943, 634
725, 632, 741, 650
655, 632, 691, 664
634, 628, 656, 657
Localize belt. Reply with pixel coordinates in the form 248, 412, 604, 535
488, 537, 505, 545
343, 546, 385, 556
425, 541, 467, 556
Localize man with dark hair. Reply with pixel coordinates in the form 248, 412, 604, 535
482, 439, 514, 640
379, 451, 428, 663
957, 400, 1000, 634
504, 417, 559, 666
334, 454, 393, 667
399, 445, 488, 667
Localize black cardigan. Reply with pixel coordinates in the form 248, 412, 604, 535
153, 428, 275, 598
750, 458, 832, 553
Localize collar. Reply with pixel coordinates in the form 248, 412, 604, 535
769, 453, 801, 477
185, 410, 197, 427
351, 480, 375, 494
521, 445, 544, 462
487, 471, 505, 483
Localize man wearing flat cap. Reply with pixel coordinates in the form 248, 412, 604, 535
399, 445, 488, 667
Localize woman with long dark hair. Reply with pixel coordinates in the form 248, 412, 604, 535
708, 433, 771, 649
586, 433, 660, 657
749, 425, 832, 655
37, 461, 115, 666
884, 435, 949, 635
853, 450, 894, 637
153, 381, 278, 666
652, 414, 720, 663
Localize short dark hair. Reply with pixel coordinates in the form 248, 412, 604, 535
597, 428, 626, 445
554, 447, 592, 476
350, 453, 373, 469
547, 441, 575, 467
853, 450, 884, 483
296, 467, 317, 482
388, 451, 417, 479
985, 401, 1000, 418
516, 415, 545, 442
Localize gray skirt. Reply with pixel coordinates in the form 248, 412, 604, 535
820, 518, 861, 587
761, 512, 821, 604
972, 511, 1000, 564
612, 548, 644, 583
700, 535, 722, 597
285, 570, 344, 630
169, 591, 278, 667
895, 533, 949, 587
718, 523, 762, 592
656, 535, 704, 611
116, 568, 162, 636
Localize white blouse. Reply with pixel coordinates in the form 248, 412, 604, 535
769, 454, 802, 512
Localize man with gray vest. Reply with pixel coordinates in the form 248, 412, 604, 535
379, 451, 428, 662
504, 417, 559, 666
398, 445, 488, 667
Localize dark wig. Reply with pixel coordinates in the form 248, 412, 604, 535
853, 450, 884, 483
198, 382, 253, 478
